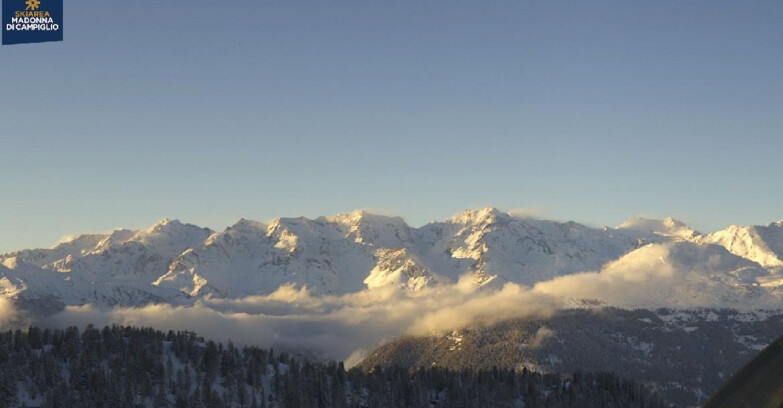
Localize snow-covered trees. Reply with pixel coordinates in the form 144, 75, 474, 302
0, 325, 673, 408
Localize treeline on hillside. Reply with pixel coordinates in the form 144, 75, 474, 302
0, 325, 675, 408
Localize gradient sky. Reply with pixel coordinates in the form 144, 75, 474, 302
1, 0, 783, 252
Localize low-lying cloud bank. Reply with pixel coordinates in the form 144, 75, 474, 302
42, 278, 560, 365
12, 243, 781, 366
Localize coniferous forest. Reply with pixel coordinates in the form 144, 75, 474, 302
0, 325, 675, 408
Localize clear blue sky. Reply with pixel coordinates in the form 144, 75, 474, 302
2, 1, 782, 252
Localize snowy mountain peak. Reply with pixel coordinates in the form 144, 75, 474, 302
0, 233, 109, 269
699, 223, 783, 269
364, 248, 442, 291
448, 207, 508, 225
90, 229, 135, 254
148, 218, 180, 231
327, 209, 404, 225
202, 218, 268, 253
123, 220, 213, 256
224, 218, 267, 233
326, 210, 411, 246
55, 233, 107, 249
134, 219, 209, 239
1, 257, 20, 270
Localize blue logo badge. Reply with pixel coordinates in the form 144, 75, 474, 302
2, 0, 62, 45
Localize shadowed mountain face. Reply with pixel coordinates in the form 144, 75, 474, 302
703, 336, 783, 408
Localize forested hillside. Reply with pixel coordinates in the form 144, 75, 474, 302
0, 325, 673, 408
356, 308, 782, 406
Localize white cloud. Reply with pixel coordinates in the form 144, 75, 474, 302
507, 207, 545, 219
0, 298, 19, 329
41, 282, 559, 363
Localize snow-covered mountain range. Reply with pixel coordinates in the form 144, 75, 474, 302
2, 207, 783, 311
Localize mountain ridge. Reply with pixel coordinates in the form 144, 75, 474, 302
2, 207, 783, 311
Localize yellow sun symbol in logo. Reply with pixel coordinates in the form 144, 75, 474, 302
25, 0, 40, 10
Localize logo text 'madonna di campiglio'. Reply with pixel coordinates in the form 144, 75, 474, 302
2, 0, 62, 45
